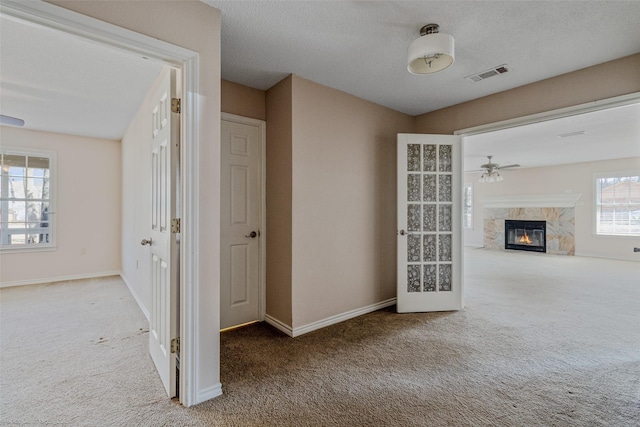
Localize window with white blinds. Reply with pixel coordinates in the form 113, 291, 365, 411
595, 174, 640, 236
0, 150, 55, 249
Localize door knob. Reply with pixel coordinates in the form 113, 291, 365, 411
141, 238, 152, 246
245, 231, 258, 238
399, 229, 407, 236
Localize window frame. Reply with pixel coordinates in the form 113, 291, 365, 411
463, 182, 473, 230
593, 170, 640, 237
0, 147, 57, 252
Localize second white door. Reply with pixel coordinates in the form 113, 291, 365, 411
220, 115, 264, 330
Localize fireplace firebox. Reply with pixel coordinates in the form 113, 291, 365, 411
504, 220, 546, 253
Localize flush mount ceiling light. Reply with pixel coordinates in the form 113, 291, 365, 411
408, 23, 455, 74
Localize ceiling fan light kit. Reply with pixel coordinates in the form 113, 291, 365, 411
479, 171, 503, 183
477, 155, 520, 183
408, 23, 455, 74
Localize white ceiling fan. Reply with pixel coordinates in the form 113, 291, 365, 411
473, 156, 520, 183
478, 155, 520, 173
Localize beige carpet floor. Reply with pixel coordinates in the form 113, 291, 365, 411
1, 248, 639, 426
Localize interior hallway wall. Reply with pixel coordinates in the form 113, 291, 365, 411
222, 77, 297, 327
259, 74, 415, 331
290, 75, 414, 329
221, 79, 266, 120
228, 74, 413, 330
264, 75, 294, 327
0, 127, 121, 286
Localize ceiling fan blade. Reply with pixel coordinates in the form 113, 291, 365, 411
465, 169, 486, 172
0, 114, 25, 127
496, 164, 520, 169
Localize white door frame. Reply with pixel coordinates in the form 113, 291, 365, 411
0, 1, 204, 406
221, 112, 267, 323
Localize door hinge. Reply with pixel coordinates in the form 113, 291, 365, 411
171, 98, 181, 114
171, 218, 181, 233
171, 337, 180, 353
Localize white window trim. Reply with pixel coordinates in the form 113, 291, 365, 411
593, 170, 640, 238
0, 146, 57, 252
463, 182, 473, 230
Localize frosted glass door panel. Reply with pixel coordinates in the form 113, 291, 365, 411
397, 134, 463, 313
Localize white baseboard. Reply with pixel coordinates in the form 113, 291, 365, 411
120, 273, 150, 322
0, 271, 121, 289
264, 314, 294, 337
264, 298, 397, 338
574, 251, 639, 262
195, 383, 223, 406
292, 298, 396, 337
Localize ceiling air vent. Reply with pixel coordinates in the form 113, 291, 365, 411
558, 130, 587, 138
465, 64, 509, 83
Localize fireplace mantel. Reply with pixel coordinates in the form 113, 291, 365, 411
481, 193, 582, 208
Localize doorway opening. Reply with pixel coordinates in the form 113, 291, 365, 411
0, 0, 203, 406
459, 93, 640, 256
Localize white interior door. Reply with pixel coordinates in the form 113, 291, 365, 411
397, 133, 463, 313
220, 115, 264, 330
146, 68, 179, 396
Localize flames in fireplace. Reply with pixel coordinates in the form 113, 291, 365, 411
518, 232, 533, 245
505, 220, 546, 253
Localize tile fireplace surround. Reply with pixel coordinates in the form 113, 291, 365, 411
482, 194, 582, 256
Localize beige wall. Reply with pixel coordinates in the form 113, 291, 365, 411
49, 0, 222, 403
290, 76, 409, 327
465, 157, 640, 261
221, 79, 266, 120
245, 74, 416, 330
0, 127, 121, 285
414, 53, 640, 135
265, 75, 293, 325
289, 75, 413, 328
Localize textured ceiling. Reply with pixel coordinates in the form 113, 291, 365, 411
207, 0, 640, 115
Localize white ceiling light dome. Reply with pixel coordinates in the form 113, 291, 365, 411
408, 23, 455, 74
